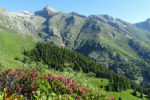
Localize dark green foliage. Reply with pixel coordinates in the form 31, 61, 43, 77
24, 42, 148, 94
14, 57, 20, 60
148, 89, 150, 98
133, 90, 137, 96
118, 97, 122, 100
140, 92, 143, 98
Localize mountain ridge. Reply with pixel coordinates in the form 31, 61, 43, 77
135, 18, 150, 32
0, 6, 150, 87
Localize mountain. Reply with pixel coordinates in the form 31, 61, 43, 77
35, 6, 58, 18
0, 6, 150, 87
135, 19, 150, 32
0, 7, 45, 35
0, 25, 35, 69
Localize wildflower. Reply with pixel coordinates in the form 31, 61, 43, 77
47, 76, 53, 80
79, 88, 82, 92
48, 73, 52, 76
73, 84, 77, 88
77, 96, 81, 99
70, 88, 73, 94
62, 83, 65, 87
5, 69, 12, 74
85, 89, 88, 92
67, 78, 70, 82
82, 91, 85, 94
53, 76, 58, 80
31, 73, 37, 77
112, 97, 115, 100
64, 80, 67, 83
72, 80, 75, 82
59, 75, 64, 80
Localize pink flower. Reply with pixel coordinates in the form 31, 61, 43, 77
112, 97, 115, 100
64, 78, 66, 80
62, 83, 65, 87
64, 80, 67, 83
73, 84, 77, 88
5, 69, 12, 74
53, 76, 58, 80
31, 73, 37, 77
85, 89, 88, 92
72, 80, 75, 82
48, 76, 53, 80
48, 73, 52, 76
70, 88, 73, 94
78, 88, 82, 92
77, 96, 81, 99
67, 78, 70, 82
82, 91, 85, 94
59, 75, 64, 80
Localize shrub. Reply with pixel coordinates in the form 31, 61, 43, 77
0, 68, 109, 100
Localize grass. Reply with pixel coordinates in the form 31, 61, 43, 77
0, 30, 35, 69
105, 89, 148, 100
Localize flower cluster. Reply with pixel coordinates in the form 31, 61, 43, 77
45, 73, 91, 99
0, 68, 109, 100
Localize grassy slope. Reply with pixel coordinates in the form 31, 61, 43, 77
105, 90, 148, 100
0, 30, 35, 69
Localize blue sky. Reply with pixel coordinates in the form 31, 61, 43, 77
0, 0, 149, 23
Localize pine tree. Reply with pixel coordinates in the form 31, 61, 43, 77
133, 90, 137, 96
140, 92, 143, 98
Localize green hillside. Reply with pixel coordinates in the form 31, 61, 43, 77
0, 29, 35, 69
0, 31, 149, 99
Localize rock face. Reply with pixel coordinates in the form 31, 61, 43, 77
135, 18, 150, 32
0, 7, 45, 36
0, 6, 150, 87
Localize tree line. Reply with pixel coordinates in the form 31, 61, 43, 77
23, 42, 149, 97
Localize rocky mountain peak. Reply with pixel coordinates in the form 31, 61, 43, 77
43, 5, 58, 13
34, 5, 58, 18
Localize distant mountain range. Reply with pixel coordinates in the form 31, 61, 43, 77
0, 6, 149, 87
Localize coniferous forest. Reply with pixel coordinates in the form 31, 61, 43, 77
23, 42, 149, 95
